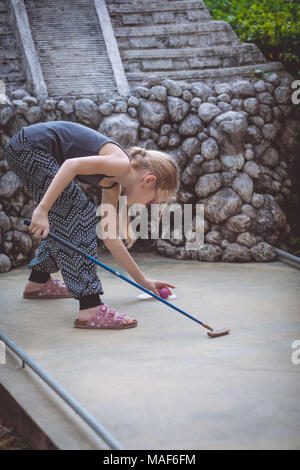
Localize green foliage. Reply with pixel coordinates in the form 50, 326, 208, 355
285, 236, 300, 257
0, 423, 30, 450
204, 1, 300, 250
204, 0, 300, 76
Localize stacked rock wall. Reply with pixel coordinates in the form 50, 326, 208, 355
0, 72, 299, 272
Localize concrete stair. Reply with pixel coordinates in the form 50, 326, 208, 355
108, 0, 212, 26
107, 0, 284, 86
24, 0, 119, 99
114, 21, 240, 49
122, 44, 266, 73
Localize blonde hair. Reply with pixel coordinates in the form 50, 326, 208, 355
119, 146, 180, 248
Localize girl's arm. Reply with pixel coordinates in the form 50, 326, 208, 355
104, 235, 147, 285
99, 184, 147, 285
100, 188, 175, 295
103, 227, 175, 295
29, 153, 129, 238
29, 159, 79, 237
38, 154, 129, 213
39, 159, 77, 212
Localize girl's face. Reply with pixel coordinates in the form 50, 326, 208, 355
123, 172, 167, 206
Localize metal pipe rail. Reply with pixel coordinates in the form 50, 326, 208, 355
0, 329, 125, 450
274, 247, 300, 269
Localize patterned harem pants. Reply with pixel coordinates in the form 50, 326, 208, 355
4, 129, 104, 300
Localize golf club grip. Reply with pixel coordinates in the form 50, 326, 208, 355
23, 217, 207, 328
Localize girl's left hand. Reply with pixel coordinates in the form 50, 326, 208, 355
140, 277, 175, 296
29, 206, 50, 239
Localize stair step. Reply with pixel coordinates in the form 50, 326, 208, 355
107, 0, 207, 13
107, 0, 210, 26
126, 62, 284, 86
122, 43, 263, 60
122, 43, 266, 72
115, 21, 239, 49
115, 20, 235, 38
125, 54, 266, 73
24, 0, 118, 97
0, 24, 12, 35
42, 71, 115, 77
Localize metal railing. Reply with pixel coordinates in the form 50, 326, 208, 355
274, 247, 300, 269
0, 330, 125, 450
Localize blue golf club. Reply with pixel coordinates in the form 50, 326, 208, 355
24, 218, 230, 338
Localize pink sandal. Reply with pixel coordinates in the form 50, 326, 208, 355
23, 277, 72, 299
74, 303, 137, 330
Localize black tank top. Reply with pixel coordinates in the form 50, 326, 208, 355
22, 121, 131, 187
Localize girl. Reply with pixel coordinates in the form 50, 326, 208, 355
5, 121, 179, 330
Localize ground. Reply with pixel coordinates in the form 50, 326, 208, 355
0, 252, 300, 449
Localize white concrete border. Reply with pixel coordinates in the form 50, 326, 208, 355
10, 0, 48, 101
94, 0, 130, 97
1, 350, 110, 450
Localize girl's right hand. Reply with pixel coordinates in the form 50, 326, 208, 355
140, 276, 175, 297
28, 206, 50, 239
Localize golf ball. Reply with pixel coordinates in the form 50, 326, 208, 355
159, 288, 170, 299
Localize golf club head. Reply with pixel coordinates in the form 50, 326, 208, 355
207, 328, 230, 338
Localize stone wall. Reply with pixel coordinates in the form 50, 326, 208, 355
0, 72, 299, 272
